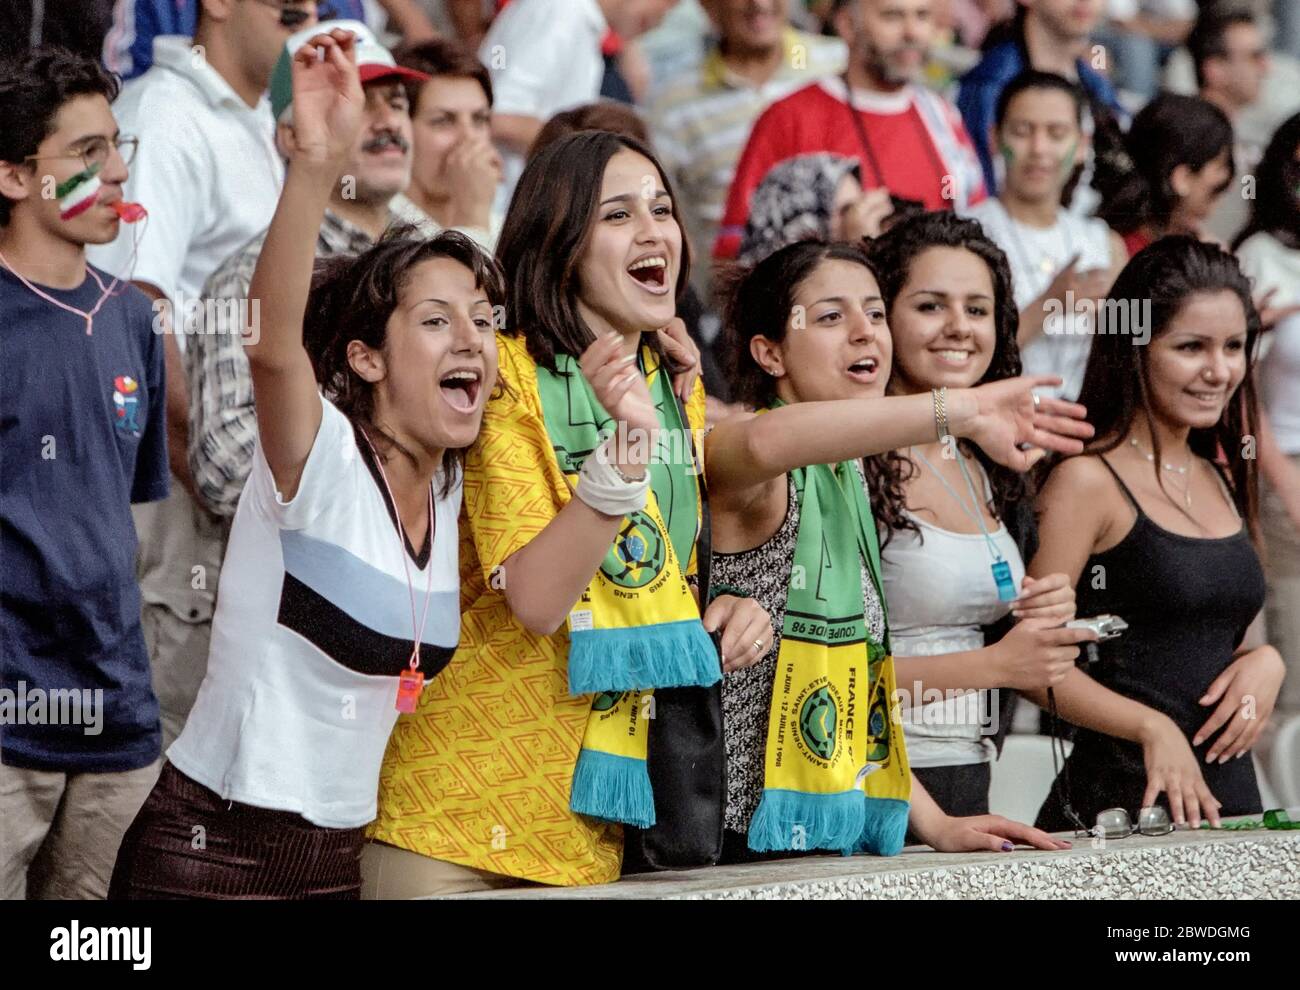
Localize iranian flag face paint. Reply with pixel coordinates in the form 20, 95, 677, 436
56, 162, 102, 221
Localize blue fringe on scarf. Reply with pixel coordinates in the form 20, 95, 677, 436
567, 619, 721, 695
570, 748, 656, 828
844, 797, 910, 857
746, 788, 866, 853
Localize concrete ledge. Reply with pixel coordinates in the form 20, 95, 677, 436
438, 813, 1300, 900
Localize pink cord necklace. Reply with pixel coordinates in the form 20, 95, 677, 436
0, 253, 117, 335
361, 430, 436, 713
0, 205, 147, 336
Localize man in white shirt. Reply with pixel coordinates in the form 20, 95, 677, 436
87, 0, 318, 750
1189, 7, 1271, 244
478, 0, 678, 207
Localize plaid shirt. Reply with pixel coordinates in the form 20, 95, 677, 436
648, 29, 846, 294
185, 210, 378, 517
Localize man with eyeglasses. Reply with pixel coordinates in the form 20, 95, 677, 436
0, 47, 170, 900
86, 0, 323, 773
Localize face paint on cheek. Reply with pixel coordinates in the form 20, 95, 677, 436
56, 163, 102, 221
1059, 138, 1079, 183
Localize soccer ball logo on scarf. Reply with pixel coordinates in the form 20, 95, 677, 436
798, 685, 839, 762
591, 691, 625, 712
600, 511, 666, 589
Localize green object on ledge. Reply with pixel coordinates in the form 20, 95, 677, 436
1197, 809, 1298, 830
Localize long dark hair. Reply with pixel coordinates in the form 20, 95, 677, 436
495, 129, 692, 372
719, 239, 879, 410
1232, 109, 1300, 251
1096, 93, 1234, 236
863, 211, 1025, 546
1073, 236, 1261, 527
304, 227, 506, 494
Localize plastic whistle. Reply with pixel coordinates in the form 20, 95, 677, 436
111, 201, 148, 223
395, 667, 424, 713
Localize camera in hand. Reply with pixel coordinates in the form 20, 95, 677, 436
1066, 614, 1128, 666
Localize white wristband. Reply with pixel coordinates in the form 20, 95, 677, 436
575, 439, 649, 517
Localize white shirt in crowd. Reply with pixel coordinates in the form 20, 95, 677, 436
964, 198, 1114, 402
1106, 0, 1198, 19
88, 36, 284, 340
389, 192, 503, 253
1238, 231, 1300, 455
882, 463, 1026, 769
478, 0, 609, 211
168, 396, 462, 828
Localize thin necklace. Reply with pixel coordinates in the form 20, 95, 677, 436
1128, 435, 1193, 509
361, 430, 436, 708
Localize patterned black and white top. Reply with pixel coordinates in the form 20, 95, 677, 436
714, 469, 887, 834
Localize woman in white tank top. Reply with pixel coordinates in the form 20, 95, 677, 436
864, 213, 1099, 818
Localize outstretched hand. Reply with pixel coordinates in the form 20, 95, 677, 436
288, 29, 365, 166
960, 376, 1094, 471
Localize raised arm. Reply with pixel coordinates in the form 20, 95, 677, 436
245, 28, 364, 501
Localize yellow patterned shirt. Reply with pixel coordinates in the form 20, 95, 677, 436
370, 333, 707, 887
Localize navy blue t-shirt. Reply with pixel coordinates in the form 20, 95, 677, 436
1, 263, 168, 772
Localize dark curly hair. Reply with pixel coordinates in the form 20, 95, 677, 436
0, 46, 121, 226
718, 239, 879, 410
862, 211, 1026, 547
303, 226, 506, 495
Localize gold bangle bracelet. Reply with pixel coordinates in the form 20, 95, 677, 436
932, 386, 949, 441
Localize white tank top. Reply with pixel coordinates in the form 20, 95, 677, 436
880, 462, 1025, 767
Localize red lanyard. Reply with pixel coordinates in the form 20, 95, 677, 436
841, 75, 951, 208
361, 430, 436, 713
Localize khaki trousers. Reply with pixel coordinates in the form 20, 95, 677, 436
359, 841, 531, 899
0, 758, 162, 900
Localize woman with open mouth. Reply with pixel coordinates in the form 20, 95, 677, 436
367, 129, 773, 895
861, 212, 1097, 828
701, 232, 1092, 861
110, 29, 502, 899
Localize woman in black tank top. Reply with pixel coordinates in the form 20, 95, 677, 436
1026, 238, 1286, 832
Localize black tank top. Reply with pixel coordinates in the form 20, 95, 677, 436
1036, 455, 1265, 830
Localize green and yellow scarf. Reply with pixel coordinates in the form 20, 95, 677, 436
535, 346, 719, 828
747, 414, 912, 855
